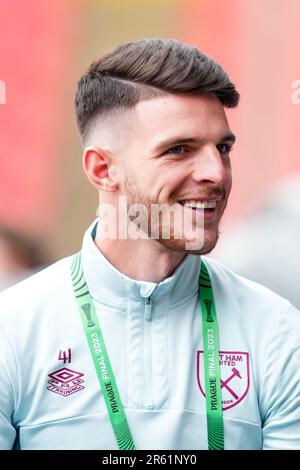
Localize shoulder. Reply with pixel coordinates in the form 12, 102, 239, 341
202, 255, 292, 316
0, 254, 75, 329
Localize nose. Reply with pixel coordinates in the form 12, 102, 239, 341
191, 145, 228, 185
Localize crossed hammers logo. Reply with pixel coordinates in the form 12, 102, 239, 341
221, 367, 242, 400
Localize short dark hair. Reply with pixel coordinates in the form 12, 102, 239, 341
75, 38, 240, 143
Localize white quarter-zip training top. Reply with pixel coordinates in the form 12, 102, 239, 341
0, 220, 300, 450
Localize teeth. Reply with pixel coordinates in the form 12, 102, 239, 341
182, 200, 218, 209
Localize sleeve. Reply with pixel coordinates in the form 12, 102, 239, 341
260, 303, 300, 450
0, 325, 17, 450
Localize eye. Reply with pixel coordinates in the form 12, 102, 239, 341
217, 143, 232, 156
165, 145, 188, 156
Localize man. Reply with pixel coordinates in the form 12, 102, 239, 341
0, 38, 299, 450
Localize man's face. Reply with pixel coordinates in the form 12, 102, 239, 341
113, 93, 235, 254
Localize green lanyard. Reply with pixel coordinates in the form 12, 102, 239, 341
71, 251, 224, 450
199, 261, 224, 450
71, 252, 135, 450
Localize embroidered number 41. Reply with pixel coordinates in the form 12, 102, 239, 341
58, 348, 72, 364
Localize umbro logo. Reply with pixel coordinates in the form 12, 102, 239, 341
46, 349, 85, 397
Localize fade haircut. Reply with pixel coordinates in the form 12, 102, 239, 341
75, 38, 240, 144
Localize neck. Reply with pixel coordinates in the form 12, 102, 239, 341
94, 235, 186, 283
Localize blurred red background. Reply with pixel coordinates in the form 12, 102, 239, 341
0, 0, 299, 259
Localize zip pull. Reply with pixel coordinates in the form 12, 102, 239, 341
144, 296, 153, 321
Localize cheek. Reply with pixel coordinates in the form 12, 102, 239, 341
155, 170, 187, 201
223, 159, 232, 193
226, 169, 233, 194
125, 159, 152, 183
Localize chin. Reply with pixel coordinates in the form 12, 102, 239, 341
158, 229, 220, 255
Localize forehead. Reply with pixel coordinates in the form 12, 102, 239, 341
132, 93, 231, 150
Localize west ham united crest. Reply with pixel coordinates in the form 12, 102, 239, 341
197, 350, 250, 410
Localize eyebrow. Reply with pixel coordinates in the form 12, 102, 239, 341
152, 133, 236, 154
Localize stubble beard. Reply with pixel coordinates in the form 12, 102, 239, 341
124, 176, 226, 255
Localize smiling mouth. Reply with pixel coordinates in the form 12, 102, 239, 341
178, 199, 219, 213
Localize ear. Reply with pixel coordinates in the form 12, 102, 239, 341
82, 147, 119, 192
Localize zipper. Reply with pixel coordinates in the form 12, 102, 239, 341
143, 295, 153, 408
144, 296, 153, 321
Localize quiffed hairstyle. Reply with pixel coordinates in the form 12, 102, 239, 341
75, 38, 240, 143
